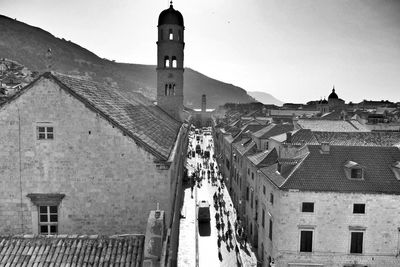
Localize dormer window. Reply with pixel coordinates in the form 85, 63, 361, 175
344, 161, 364, 180
351, 168, 363, 179
391, 161, 400, 180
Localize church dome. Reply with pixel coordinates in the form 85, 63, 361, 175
158, 4, 184, 27
328, 88, 338, 99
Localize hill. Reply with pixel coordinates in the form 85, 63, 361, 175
0, 14, 262, 108
248, 91, 283, 106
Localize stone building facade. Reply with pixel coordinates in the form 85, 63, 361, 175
0, 73, 188, 237
255, 145, 400, 267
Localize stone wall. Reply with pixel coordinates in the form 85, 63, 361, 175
0, 77, 172, 235
274, 191, 400, 266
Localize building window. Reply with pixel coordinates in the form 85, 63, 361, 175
27, 193, 65, 235
353, 203, 365, 214
172, 56, 177, 68
246, 187, 249, 201
263, 185, 266, 195
248, 168, 250, 175
270, 193, 274, 205
169, 29, 173, 40
300, 230, 313, 252
251, 172, 254, 180
164, 56, 170, 67
351, 168, 363, 179
350, 232, 363, 254
39, 205, 58, 235
37, 126, 54, 140
302, 202, 314, 213
250, 190, 254, 208
260, 242, 264, 262
262, 209, 265, 228
269, 219, 273, 240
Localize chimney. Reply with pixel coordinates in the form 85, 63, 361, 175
320, 142, 330, 154
286, 132, 292, 143
292, 116, 299, 129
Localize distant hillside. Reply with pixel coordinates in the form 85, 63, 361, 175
0, 14, 261, 108
248, 91, 283, 106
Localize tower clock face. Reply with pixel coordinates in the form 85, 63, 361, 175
168, 73, 173, 78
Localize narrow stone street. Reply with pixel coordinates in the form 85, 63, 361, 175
178, 128, 257, 267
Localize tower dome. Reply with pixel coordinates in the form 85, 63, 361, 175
328, 87, 338, 99
158, 3, 184, 26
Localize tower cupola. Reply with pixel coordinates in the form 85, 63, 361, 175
158, 3, 184, 27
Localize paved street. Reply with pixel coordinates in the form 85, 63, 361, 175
178, 128, 257, 267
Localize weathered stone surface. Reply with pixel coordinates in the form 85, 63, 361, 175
0, 77, 172, 235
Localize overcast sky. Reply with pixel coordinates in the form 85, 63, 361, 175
2, 0, 400, 103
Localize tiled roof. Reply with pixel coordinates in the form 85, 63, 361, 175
252, 123, 294, 139
240, 123, 265, 134
259, 165, 286, 187
49, 73, 181, 161
312, 131, 400, 147
0, 234, 144, 266
296, 119, 370, 132
233, 138, 256, 155
281, 145, 400, 194
287, 129, 318, 145
247, 148, 278, 167
269, 109, 318, 117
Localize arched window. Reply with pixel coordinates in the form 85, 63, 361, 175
173, 84, 176, 95
172, 56, 177, 68
169, 29, 173, 40
165, 84, 168, 96
164, 56, 170, 68
168, 84, 172, 95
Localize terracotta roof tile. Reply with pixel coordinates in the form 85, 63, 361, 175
252, 123, 294, 139
0, 235, 144, 267
49, 73, 181, 161
312, 131, 400, 146
297, 119, 370, 132
247, 148, 278, 167
259, 165, 286, 187
233, 138, 256, 155
281, 145, 400, 194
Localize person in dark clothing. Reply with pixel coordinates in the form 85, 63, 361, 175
215, 212, 220, 222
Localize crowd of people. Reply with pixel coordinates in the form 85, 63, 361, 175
185, 129, 248, 265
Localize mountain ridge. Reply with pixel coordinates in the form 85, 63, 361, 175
0, 14, 280, 108
248, 91, 283, 106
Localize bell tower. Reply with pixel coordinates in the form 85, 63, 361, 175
157, 1, 185, 121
